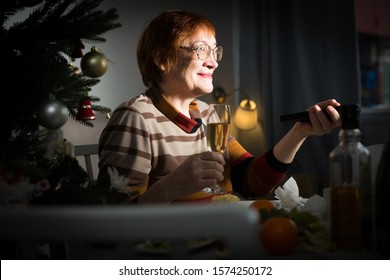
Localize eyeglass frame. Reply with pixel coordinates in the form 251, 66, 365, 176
180, 44, 223, 62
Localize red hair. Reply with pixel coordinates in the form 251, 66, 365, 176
137, 10, 216, 89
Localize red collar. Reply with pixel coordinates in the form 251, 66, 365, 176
147, 87, 203, 133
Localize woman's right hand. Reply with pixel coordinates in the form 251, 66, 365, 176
137, 151, 225, 203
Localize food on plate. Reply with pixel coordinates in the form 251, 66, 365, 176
287, 208, 332, 253
301, 229, 332, 253
288, 208, 325, 234
143, 240, 170, 250
211, 194, 240, 203
260, 216, 299, 255
136, 237, 215, 255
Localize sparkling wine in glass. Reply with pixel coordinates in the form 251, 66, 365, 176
202, 104, 230, 194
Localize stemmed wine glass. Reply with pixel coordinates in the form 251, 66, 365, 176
202, 104, 230, 194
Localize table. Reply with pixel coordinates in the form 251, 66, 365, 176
0, 203, 262, 260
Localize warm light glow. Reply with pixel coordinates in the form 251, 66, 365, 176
233, 99, 258, 130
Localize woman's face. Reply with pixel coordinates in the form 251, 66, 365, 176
162, 31, 219, 98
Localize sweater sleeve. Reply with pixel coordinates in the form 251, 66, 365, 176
98, 103, 150, 201
229, 139, 290, 197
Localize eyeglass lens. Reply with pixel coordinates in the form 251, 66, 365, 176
198, 45, 223, 61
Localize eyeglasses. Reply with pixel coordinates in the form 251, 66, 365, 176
180, 44, 223, 62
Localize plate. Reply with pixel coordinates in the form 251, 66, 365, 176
134, 238, 215, 255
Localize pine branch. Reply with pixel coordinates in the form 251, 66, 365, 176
1, 0, 121, 138
5, 0, 121, 52
1, 0, 121, 206
0, 0, 43, 25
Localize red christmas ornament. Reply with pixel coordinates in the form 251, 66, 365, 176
76, 97, 95, 120
72, 39, 85, 58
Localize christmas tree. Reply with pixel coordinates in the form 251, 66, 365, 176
0, 0, 125, 205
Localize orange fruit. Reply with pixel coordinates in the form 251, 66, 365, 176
250, 199, 275, 212
260, 216, 299, 255
250, 199, 276, 224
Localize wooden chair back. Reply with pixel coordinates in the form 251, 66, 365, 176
74, 144, 99, 180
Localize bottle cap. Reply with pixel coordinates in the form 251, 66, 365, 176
341, 103, 361, 129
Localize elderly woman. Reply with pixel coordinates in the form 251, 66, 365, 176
97, 10, 341, 204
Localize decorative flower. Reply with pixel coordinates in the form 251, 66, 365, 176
33, 179, 51, 197
107, 166, 133, 196
0, 176, 35, 206
0, 163, 51, 206
0, 164, 23, 185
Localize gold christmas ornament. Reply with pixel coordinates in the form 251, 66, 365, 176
80, 47, 108, 78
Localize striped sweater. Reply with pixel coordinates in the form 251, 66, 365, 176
98, 87, 290, 202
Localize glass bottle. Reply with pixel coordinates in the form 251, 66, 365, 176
327, 104, 371, 251
375, 128, 390, 257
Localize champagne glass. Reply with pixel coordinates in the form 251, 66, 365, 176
202, 104, 230, 194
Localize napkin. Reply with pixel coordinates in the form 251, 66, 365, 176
274, 176, 326, 219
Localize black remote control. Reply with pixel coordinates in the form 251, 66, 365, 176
280, 106, 342, 123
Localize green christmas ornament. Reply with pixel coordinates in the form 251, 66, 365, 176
37, 100, 68, 129
80, 47, 108, 78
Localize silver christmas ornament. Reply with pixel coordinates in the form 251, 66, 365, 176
37, 100, 69, 129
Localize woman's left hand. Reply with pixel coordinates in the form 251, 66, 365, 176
297, 99, 341, 138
